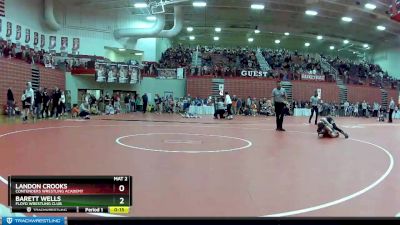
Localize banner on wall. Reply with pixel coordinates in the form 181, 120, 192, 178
177, 68, 184, 79
72, 38, 80, 51
40, 34, 45, 48
95, 62, 141, 84
49, 36, 56, 49
157, 69, 177, 79
33, 32, 38, 46
16, 25, 21, 40
6, 21, 11, 37
129, 65, 140, 84
118, 64, 129, 84
25, 28, 30, 43
301, 74, 325, 81
61, 37, 68, 51
218, 84, 224, 96
317, 88, 322, 99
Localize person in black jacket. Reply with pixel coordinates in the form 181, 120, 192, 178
142, 93, 148, 114
7, 88, 15, 117
34, 87, 43, 119
42, 89, 50, 118
51, 87, 61, 119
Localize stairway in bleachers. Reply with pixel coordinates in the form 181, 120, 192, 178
256, 48, 271, 72
336, 76, 348, 104
281, 81, 293, 103
191, 48, 202, 67
31, 65, 40, 91
381, 89, 388, 109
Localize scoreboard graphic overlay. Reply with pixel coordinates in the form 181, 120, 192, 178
8, 176, 132, 214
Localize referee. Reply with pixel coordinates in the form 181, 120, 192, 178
272, 81, 287, 131
309, 91, 319, 125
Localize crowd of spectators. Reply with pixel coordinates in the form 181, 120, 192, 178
0, 40, 56, 67
4, 86, 68, 120
324, 55, 398, 89
159, 45, 193, 69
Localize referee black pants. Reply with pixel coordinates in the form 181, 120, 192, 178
309, 106, 318, 124
274, 102, 285, 130
227, 104, 232, 116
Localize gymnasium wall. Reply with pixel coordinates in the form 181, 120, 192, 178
224, 78, 277, 99
373, 45, 400, 79
292, 81, 339, 103
0, 58, 65, 108
347, 85, 382, 104
186, 77, 213, 98
66, 74, 187, 104
186, 77, 397, 104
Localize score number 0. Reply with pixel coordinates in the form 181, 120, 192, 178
119, 184, 125, 205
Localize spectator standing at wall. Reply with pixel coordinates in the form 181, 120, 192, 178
272, 81, 287, 131
34, 87, 43, 119
22, 82, 35, 122
42, 89, 50, 118
155, 94, 162, 114
52, 87, 61, 119
130, 94, 136, 112
142, 93, 148, 114
389, 97, 395, 123
124, 94, 131, 113
60, 91, 66, 117
373, 102, 379, 117
343, 101, 349, 117
7, 88, 15, 117
136, 94, 142, 112
362, 100, 368, 118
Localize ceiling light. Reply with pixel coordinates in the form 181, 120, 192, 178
135, 52, 143, 56
146, 16, 156, 21
284, 32, 290, 36
254, 29, 260, 34
248, 38, 254, 42
341, 17, 353, 22
251, 4, 265, 10
365, 3, 377, 10
305, 42, 310, 47
119, 48, 126, 51
275, 40, 280, 44
377, 25, 386, 31
134, 2, 148, 8
187, 27, 193, 32
193, 1, 207, 7
189, 36, 195, 40
213, 36, 219, 41
330, 46, 335, 50
343, 40, 349, 44
305, 10, 318, 16
317, 35, 323, 40
363, 44, 369, 48
215, 27, 222, 32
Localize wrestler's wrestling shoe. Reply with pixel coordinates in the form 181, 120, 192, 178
344, 133, 349, 139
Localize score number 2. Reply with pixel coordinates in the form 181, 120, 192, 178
119, 185, 125, 205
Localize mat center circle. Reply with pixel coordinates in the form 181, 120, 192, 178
115, 133, 252, 154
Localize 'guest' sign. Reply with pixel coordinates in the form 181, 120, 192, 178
241, 70, 269, 77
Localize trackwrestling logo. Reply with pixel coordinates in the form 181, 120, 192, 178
2, 217, 64, 225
